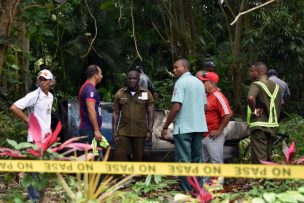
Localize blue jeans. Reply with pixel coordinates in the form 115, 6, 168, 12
174, 132, 203, 191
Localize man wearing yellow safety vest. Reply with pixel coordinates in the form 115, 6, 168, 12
247, 62, 281, 164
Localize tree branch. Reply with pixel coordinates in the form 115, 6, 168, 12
230, 0, 276, 25
222, 0, 236, 18
151, 22, 167, 42
129, 0, 142, 61
81, 0, 98, 58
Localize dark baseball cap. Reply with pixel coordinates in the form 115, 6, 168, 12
204, 61, 215, 67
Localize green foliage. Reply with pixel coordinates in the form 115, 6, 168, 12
6, 139, 36, 150
21, 173, 50, 192
244, 185, 304, 203
98, 85, 114, 102
214, 179, 304, 203
278, 114, 304, 156
153, 78, 175, 110
0, 111, 27, 146
132, 175, 177, 197
244, 0, 304, 115
239, 138, 251, 163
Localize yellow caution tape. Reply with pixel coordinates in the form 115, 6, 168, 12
0, 160, 303, 179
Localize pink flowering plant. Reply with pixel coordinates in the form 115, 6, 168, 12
0, 113, 95, 160
260, 141, 304, 165
186, 176, 213, 203
0, 113, 96, 201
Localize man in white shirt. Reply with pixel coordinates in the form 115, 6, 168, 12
10, 69, 54, 202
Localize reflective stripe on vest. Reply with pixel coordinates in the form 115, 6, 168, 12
247, 81, 280, 128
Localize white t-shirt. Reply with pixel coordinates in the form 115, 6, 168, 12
14, 88, 53, 142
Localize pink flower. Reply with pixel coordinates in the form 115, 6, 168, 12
0, 147, 25, 158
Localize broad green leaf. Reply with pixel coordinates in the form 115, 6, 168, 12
263, 192, 276, 203
277, 192, 298, 203
21, 173, 35, 187
154, 175, 162, 184
298, 187, 304, 193
42, 29, 53, 37
145, 175, 152, 186
252, 197, 265, 203
28, 24, 37, 34
13, 198, 23, 203
286, 191, 304, 202
6, 139, 18, 149
143, 186, 150, 193
15, 142, 36, 150
173, 194, 193, 202
76, 191, 83, 199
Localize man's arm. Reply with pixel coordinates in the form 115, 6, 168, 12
161, 102, 181, 139
146, 103, 154, 140
284, 84, 291, 103
112, 109, 120, 142
247, 96, 256, 113
86, 101, 102, 141
10, 104, 28, 124
209, 114, 232, 138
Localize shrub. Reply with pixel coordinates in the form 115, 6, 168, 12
278, 114, 304, 156
0, 111, 27, 146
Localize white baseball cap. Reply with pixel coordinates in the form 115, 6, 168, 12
37, 69, 53, 80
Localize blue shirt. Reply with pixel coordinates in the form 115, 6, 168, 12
79, 81, 102, 130
171, 72, 208, 134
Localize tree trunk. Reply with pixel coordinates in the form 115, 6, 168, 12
159, 0, 197, 62
231, 19, 243, 116
221, 0, 250, 116
17, 20, 30, 96
0, 0, 20, 77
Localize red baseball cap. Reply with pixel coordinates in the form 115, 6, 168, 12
198, 72, 219, 83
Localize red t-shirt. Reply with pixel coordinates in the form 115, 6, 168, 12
204, 89, 232, 136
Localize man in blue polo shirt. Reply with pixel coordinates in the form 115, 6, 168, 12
79, 64, 103, 147
161, 58, 208, 191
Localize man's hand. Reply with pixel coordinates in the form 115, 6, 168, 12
94, 130, 103, 142
208, 129, 221, 139
161, 128, 167, 140
255, 108, 264, 117
146, 131, 152, 141
113, 131, 118, 143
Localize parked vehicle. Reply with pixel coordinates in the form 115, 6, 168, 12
55, 99, 249, 162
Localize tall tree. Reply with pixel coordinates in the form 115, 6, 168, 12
0, 0, 20, 76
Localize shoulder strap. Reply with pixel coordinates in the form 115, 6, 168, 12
253, 81, 279, 98
249, 81, 280, 128
28, 90, 40, 113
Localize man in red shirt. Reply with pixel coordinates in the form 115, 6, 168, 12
198, 72, 233, 183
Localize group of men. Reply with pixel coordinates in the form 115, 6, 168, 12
9, 59, 289, 199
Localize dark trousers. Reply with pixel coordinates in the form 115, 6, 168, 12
250, 129, 274, 164
174, 132, 202, 191
114, 136, 145, 161
27, 173, 40, 202
79, 129, 103, 159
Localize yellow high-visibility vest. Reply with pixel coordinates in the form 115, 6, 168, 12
247, 81, 280, 128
